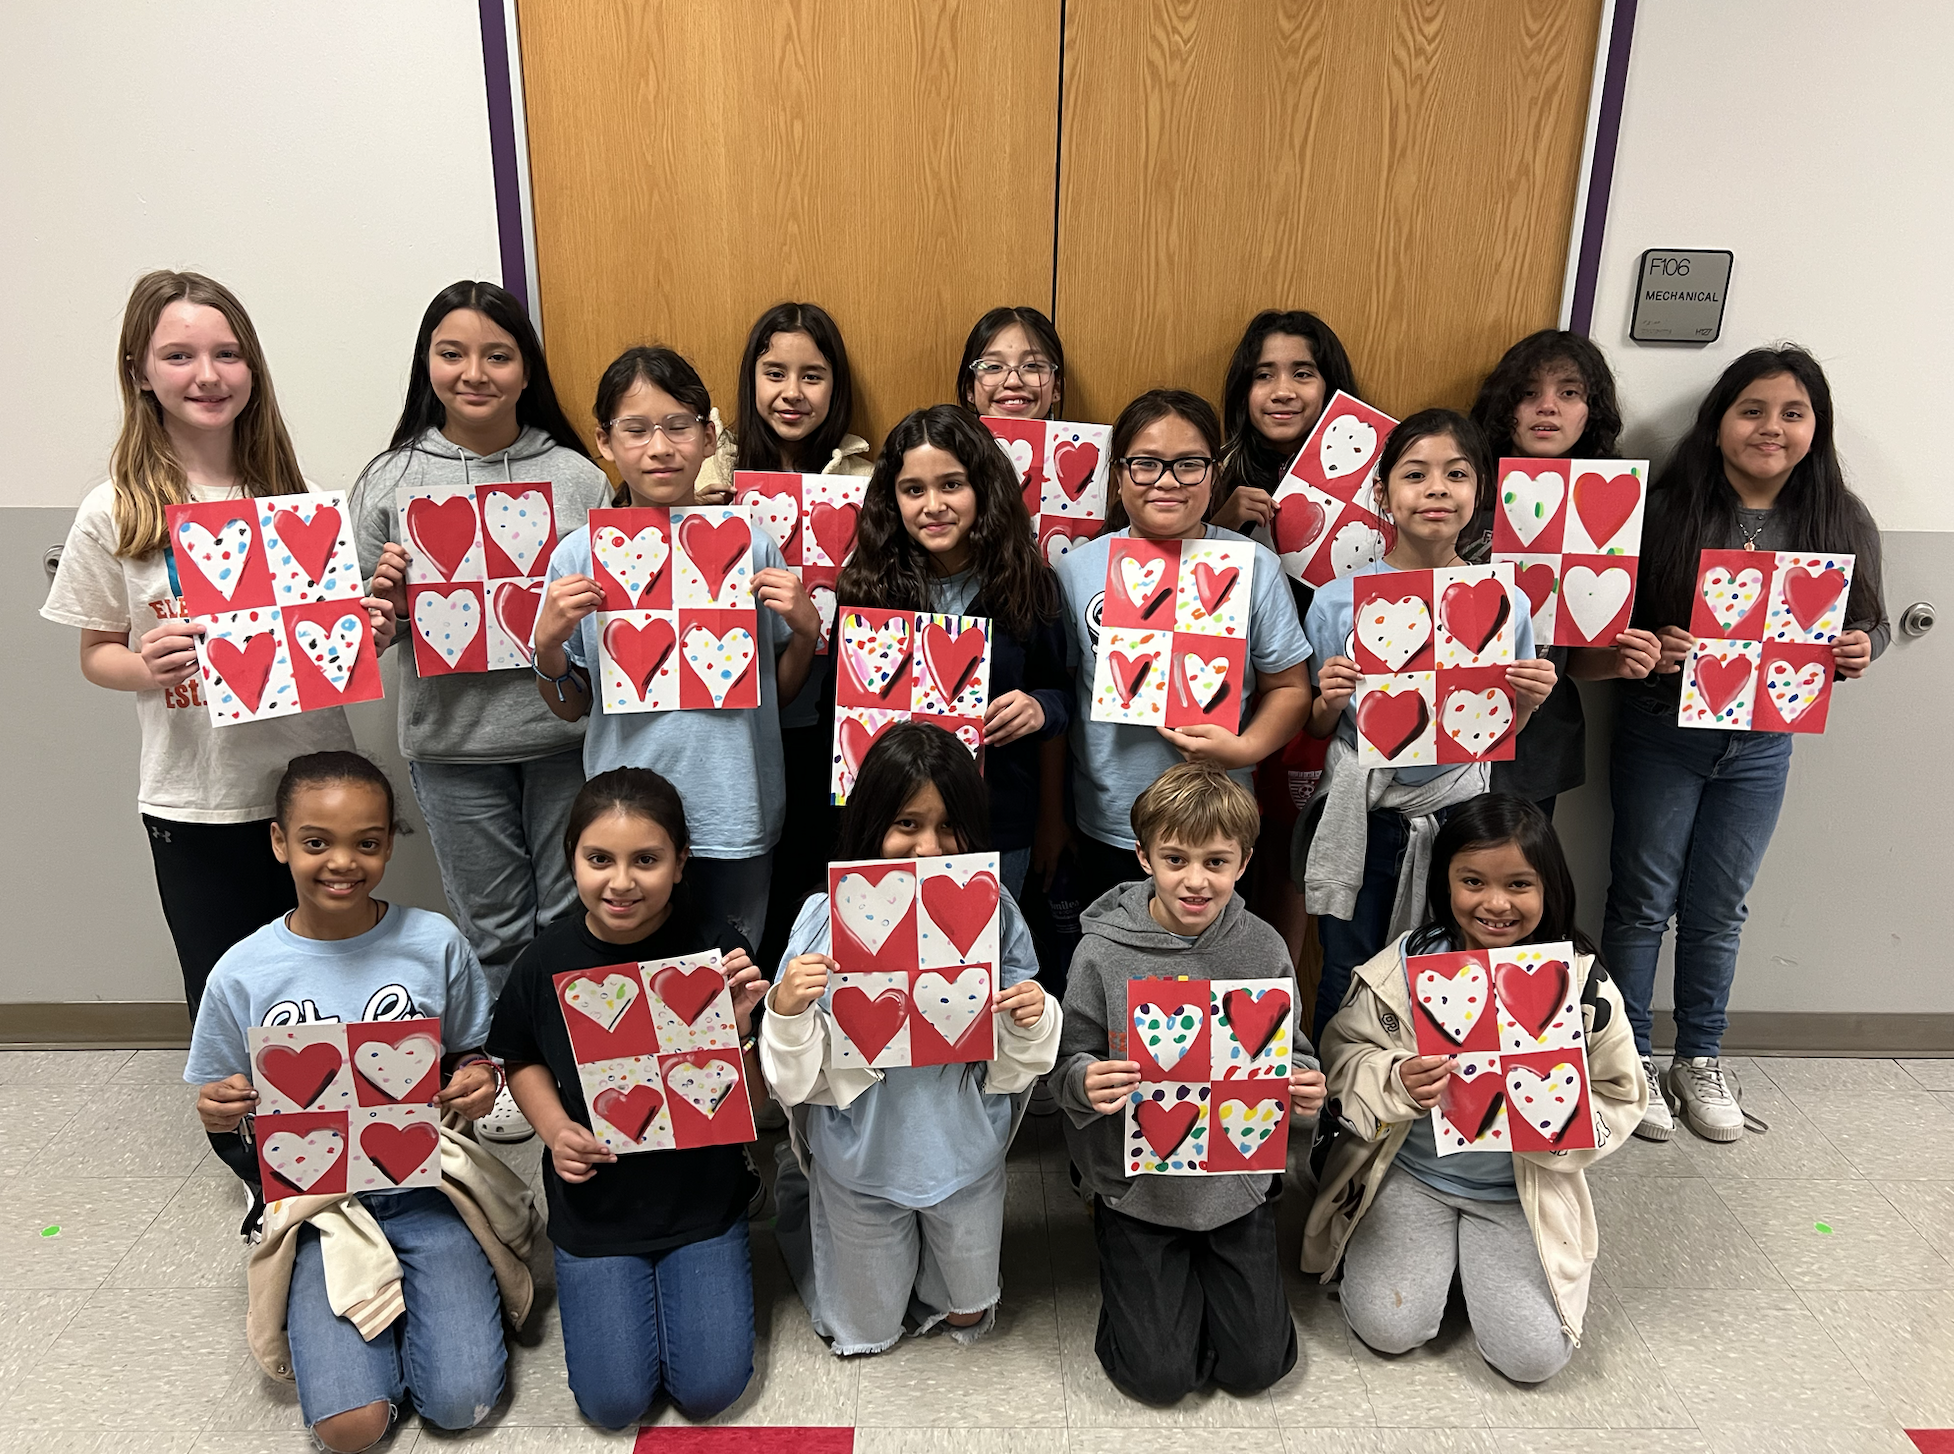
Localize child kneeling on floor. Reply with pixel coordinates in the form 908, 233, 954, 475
1304, 794, 1646, 1383
1057, 761, 1327, 1404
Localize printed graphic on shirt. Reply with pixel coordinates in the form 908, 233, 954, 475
1350, 563, 1522, 766
1124, 977, 1293, 1175
830, 609, 989, 803
1678, 549, 1854, 734
1257, 392, 1397, 587
1490, 457, 1647, 647
730, 471, 866, 653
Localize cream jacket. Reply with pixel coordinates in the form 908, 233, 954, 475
1302, 936, 1647, 1342
695, 409, 874, 502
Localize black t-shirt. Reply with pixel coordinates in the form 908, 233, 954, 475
485, 906, 759, 1258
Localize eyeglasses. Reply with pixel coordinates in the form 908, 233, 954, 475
1118, 455, 1216, 486
607, 413, 703, 444
969, 359, 1055, 384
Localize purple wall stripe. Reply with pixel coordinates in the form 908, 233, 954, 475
478, 0, 529, 311
1569, 0, 1638, 336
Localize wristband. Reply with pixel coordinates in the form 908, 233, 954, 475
455, 1054, 506, 1096
739, 1033, 758, 1056
533, 659, 584, 702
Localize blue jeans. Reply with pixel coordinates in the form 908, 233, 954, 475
554, 1218, 756, 1427
1602, 693, 1793, 1058
1000, 847, 1031, 901
285, 1188, 506, 1431
1314, 808, 1411, 1039
686, 853, 774, 950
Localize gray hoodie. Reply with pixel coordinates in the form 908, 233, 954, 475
350, 427, 612, 762
1057, 880, 1318, 1232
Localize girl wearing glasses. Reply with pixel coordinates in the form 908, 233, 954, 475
1053, 389, 1315, 911
957, 306, 1066, 422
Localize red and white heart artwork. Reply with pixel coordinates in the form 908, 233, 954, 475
555, 949, 756, 1153
1258, 392, 1398, 587
1490, 457, 1648, 647
981, 416, 1114, 563
247, 1019, 446, 1198
1350, 563, 1523, 766
1124, 976, 1295, 1176
1092, 536, 1256, 729
730, 470, 866, 653
166, 493, 383, 725
1680, 549, 1855, 733
825, 851, 1003, 1068
396, 481, 557, 673
831, 608, 989, 804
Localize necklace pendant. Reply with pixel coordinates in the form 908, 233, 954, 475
1743, 540, 1756, 551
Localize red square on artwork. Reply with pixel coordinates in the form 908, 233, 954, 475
1434, 665, 1518, 763
1352, 570, 1436, 673
1553, 555, 1637, 647
282, 598, 383, 709
735, 472, 804, 563
1690, 549, 1770, 639
906, 964, 997, 1065
556, 966, 661, 1060
829, 861, 921, 974
474, 482, 558, 580
589, 508, 676, 612
659, 1051, 756, 1146
675, 610, 763, 710
1750, 640, 1836, 734
1128, 979, 1212, 1081
1204, 1087, 1291, 1173
345, 1019, 444, 1107
169, 500, 275, 614
256, 1109, 351, 1199
1102, 538, 1180, 629
407, 582, 489, 675
1502, 1048, 1596, 1153
1163, 631, 1248, 729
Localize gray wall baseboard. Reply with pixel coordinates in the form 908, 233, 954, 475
1654, 1012, 1954, 1057
4, 1002, 193, 1049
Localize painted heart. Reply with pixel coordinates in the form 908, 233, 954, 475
1500, 466, 1565, 548
1702, 565, 1765, 631
405, 495, 478, 579
681, 624, 757, 707
1506, 1061, 1583, 1141
1135, 1099, 1201, 1159
269, 505, 341, 585
293, 613, 364, 692
1495, 957, 1571, 1039
1414, 960, 1491, 1046
1001, 436, 1036, 484
1439, 1074, 1506, 1144
593, 524, 670, 606
1356, 595, 1432, 671
666, 1055, 742, 1119
739, 489, 799, 554
351, 1033, 439, 1100
603, 616, 676, 701
1356, 686, 1430, 760
920, 869, 999, 958
177, 517, 256, 598
1044, 531, 1089, 567
1052, 439, 1100, 501
593, 1083, 664, 1142
1216, 1096, 1285, 1159
1693, 651, 1753, 717
811, 585, 838, 644
1132, 1000, 1204, 1074
360, 1120, 439, 1184
1439, 578, 1511, 656
491, 581, 542, 659
835, 870, 917, 955
413, 589, 481, 668
1515, 562, 1558, 618
206, 631, 278, 714
1561, 565, 1632, 641
1329, 519, 1387, 576
840, 613, 913, 699
1319, 414, 1377, 478
1572, 469, 1638, 548
1220, 986, 1288, 1061
679, 513, 750, 601
838, 713, 896, 778
1192, 562, 1240, 618
914, 968, 989, 1048
650, 963, 724, 1025
1441, 686, 1515, 755
1178, 652, 1229, 713
1118, 555, 1170, 616
258, 1042, 344, 1107
1110, 649, 1157, 705
262, 1128, 345, 1191
1765, 658, 1827, 723
1783, 565, 1848, 634
562, 972, 639, 1032
809, 501, 860, 564
920, 622, 986, 703
1275, 494, 1327, 555
482, 489, 551, 573
831, 987, 909, 1061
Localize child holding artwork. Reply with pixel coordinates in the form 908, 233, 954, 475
760, 722, 1060, 1355
533, 345, 823, 945
1209, 308, 1361, 537
1604, 347, 1886, 1143
486, 767, 767, 1426
187, 752, 527, 1453
1300, 409, 1558, 1036
836, 404, 1071, 900
1057, 762, 1325, 1404
957, 305, 1067, 421
1304, 794, 1645, 1384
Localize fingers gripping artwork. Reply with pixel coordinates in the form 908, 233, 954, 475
165, 493, 383, 724
396, 481, 558, 673
831, 609, 990, 804
1090, 536, 1258, 728
1490, 457, 1649, 647
731, 470, 866, 653
825, 851, 1003, 1069
586, 505, 762, 713
1681, 549, 1855, 733
1259, 392, 1398, 587
247, 1020, 444, 1198
1123, 978, 1295, 1175
1351, 563, 1524, 766
1404, 942, 1596, 1155
981, 417, 1114, 567
554, 951, 758, 1152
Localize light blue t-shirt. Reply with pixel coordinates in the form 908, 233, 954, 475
1056, 526, 1311, 849
931, 568, 982, 618
787, 888, 1040, 1209
547, 524, 795, 859
1305, 560, 1536, 788
1393, 1109, 1519, 1201
185, 904, 494, 1085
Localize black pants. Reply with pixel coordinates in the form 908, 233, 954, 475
1092, 1196, 1299, 1403
1073, 833, 1147, 916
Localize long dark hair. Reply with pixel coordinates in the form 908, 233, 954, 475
733, 302, 855, 473
956, 306, 1066, 417
1638, 346, 1885, 633
837, 406, 1056, 640
592, 345, 714, 505
832, 722, 992, 862
1213, 309, 1360, 512
1372, 408, 1492, 519
1406, 795, 1596, 959
1468, 329, 1622, 507
1104, 388, 1224, 532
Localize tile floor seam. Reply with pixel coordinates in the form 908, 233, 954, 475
1788, 1284, 1914, 1430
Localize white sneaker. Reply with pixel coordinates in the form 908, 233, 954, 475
238, 1175, 264, 1246
1664, 1056, 1745, 1143
1632, 1056, 1673, 1142
478, 1083, 535, 1143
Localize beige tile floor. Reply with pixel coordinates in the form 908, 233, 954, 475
1, 1050, 1951, 1452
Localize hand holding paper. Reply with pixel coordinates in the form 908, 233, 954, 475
773, 953, 835, 1018
197, 1072, 258, 1134
139, 618, 206, 691
1398, 1054, 1456, 1109
437, 1060, 498, 1119
1084, 1059, 1143, 1115
1289, 1065, 1328, 1118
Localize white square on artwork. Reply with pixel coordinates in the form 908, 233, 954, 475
1174, 538, 1254, 638
1090, 629, 1171, 724
915, 851, 1002, 971
827, 971, 912, 1070
1431, 563, 1517, 667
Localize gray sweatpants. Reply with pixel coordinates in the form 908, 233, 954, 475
1340, 1166, 1573, 1384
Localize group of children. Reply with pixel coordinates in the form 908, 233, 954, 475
41, 270, 1888, 1448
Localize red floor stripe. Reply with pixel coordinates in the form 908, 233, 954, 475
633, 1429, 854, 1453
1906, 1433, 1954, 1454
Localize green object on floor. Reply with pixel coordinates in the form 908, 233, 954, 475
1815, 1221, 1833, 1235
39, 1225, 59, 1238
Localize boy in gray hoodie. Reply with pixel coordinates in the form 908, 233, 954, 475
1058, 762, 1325, 1404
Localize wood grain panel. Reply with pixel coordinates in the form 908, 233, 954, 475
1056, 0, 1601, 423
517, 0, 1061, 455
